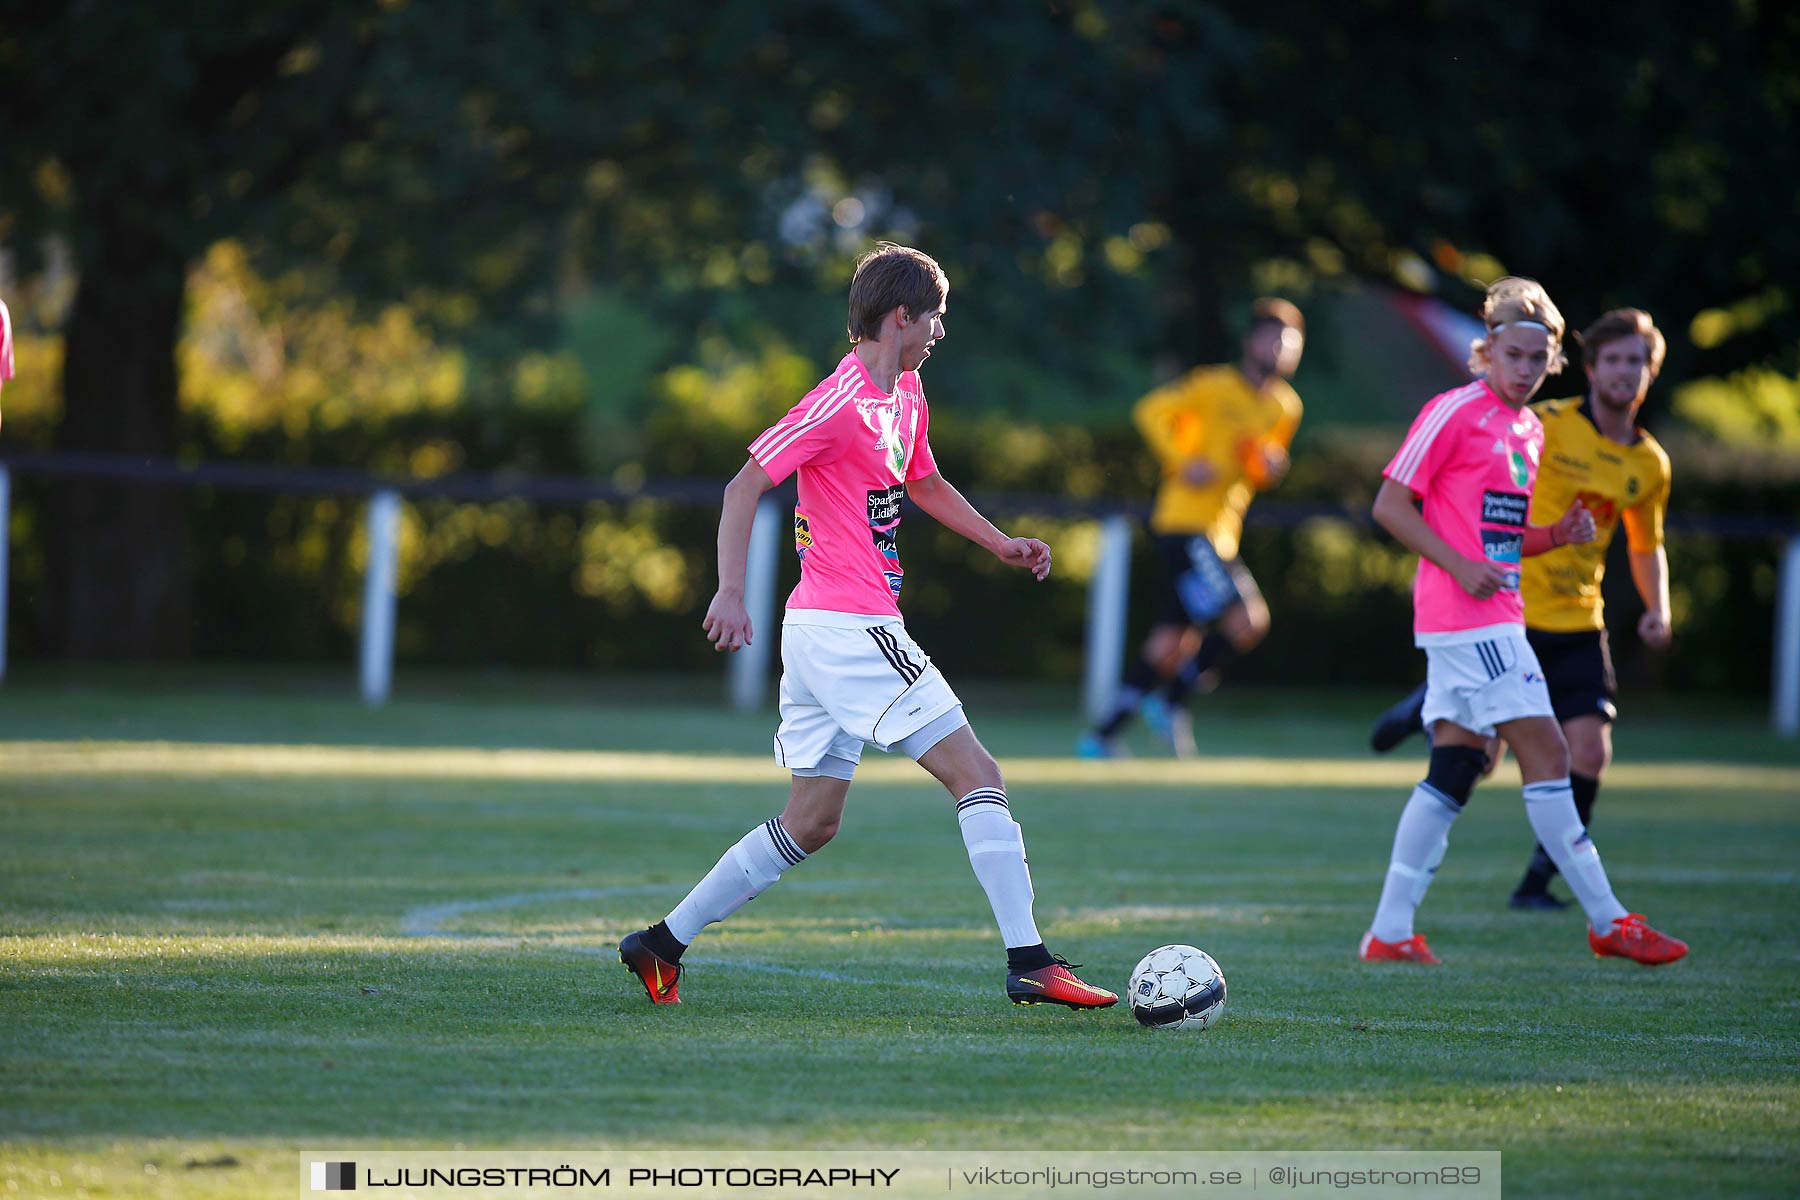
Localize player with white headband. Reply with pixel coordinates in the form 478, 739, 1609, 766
1357, 277, 1686, 968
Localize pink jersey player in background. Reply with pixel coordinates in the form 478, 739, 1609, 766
1358, 277, 1686, 968
0, 297, 15, 433
617, 243, 1118, 1011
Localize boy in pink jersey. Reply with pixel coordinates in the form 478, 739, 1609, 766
1359, 277, 1685, 967
619, 244, 1117, 1010
0, 298, 14, 432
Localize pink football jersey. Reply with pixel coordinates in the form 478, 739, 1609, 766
0, 299, 14, 393
1384, 380, 1545, 643
749, 353, 939, 618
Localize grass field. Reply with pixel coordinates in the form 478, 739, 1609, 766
2, 671, 1797, 1198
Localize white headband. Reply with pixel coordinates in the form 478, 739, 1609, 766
1487, 319, 1552, 335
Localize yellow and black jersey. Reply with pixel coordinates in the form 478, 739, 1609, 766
1522, 396, 1671, 633
1134, 365, 1302, 559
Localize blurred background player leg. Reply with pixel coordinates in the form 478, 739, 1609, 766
1369, 681, 1429, 753
1078, 631, 1174, 758
1082, 534, 1250, 758
1148, 568, 1269, 758
1081, 532, 1206, 758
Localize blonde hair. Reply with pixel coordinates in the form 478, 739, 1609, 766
1467, 276, 1567, 376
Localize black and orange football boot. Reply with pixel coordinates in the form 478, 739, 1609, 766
619, 930, 683, 1004
1006, 954, 1118, 1009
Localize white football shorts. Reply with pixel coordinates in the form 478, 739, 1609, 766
1420, 628, 1555, 738
773, 613, 965, 776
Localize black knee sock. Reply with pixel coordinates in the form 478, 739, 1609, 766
1165, 633, 1236, 706
1096, 656, 1160, 737
1165, 656, 1202, 706
1007, 942, 1055, 972
1516, 773, 1600, 895
1572, 772, 1598, 828
1516, 844, 1558, 896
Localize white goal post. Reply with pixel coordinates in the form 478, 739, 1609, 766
1775, 536, 1800, 738
728, 493, 783, 711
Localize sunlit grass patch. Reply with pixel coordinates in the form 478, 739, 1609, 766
2, 686, 1797, 1198
6, 740, 1797, 792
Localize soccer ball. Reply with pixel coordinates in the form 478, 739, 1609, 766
1128, 944, 1227, 1030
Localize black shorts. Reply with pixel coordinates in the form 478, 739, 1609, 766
1153, 534, 1259, 627
1525, 627, 1617, 724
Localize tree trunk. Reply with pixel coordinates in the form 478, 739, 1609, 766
51, 240, 191, 658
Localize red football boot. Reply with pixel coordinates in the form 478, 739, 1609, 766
619, 930, 683, 1004
1006, 955, 1119, 1009
1358, 930, 1442, 965
1589, 914, 1687, 966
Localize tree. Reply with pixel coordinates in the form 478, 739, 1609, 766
3, 0, 1794, 658
4, 4, 384, 653
0, 2, 771, 654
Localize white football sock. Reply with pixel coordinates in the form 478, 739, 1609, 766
956, 787, 1041, 949
664, 817, 808, 946
1371, 784, 1461, 943
1522, 778, 1629, 934
1411, 828, 1451, 908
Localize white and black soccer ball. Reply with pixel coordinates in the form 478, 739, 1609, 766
1128, 944, 1227, 1030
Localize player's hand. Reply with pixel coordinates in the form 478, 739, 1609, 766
997, 536, 1052, 581
702, 591, 752, 652
1638, 609, 1672, 650
1481, 738, 1506, 779
1554, 499, 1596, 546
1453, 555, 1507, 600
1256, 443, 1290, 486
1180, 458, 1217, 488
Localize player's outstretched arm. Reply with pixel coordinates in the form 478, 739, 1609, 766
1629, 546, 1673, 648
908, 470, 1052, 581
1372, 477, 1504, 599
1522, 499, 1594, 557
702, 458, 775, 652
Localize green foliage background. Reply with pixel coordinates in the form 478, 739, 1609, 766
1, 1, 1796, 688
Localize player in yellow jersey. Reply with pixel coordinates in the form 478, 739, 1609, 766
1080, 299, 1304, 758
1369, 308, 1674, 910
